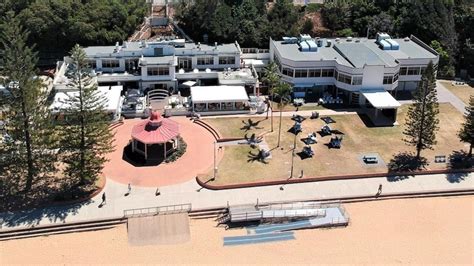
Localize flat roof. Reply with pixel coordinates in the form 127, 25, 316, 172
50, 85, 123, 112
361, 89, 401, 109
176, 43, 239, 54
191, 86, 248, 103
273, 36, 438, 67
334, 42, 398, 68
385, 38, 438, 60
272, 41, 353, 67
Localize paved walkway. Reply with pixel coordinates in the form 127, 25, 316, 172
1, 172, 472, 230
436, 80, 467, 113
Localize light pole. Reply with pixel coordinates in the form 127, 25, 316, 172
212, 141, 217, 181
290, 126, 298, 178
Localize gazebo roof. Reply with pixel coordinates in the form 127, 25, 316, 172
131, 112, 179, 144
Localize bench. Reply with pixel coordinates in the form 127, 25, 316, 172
363, 156, 378, 164
434, 155, 446, 163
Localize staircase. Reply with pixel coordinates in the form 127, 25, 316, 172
0, 217, 126, 241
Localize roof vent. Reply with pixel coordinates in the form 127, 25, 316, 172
326, 40, 332, 47
335, 38, 340, 42
404, 37, 410, 42
347, 37, 353, 42
355, 39, 360, 43
197, 42, 201, 50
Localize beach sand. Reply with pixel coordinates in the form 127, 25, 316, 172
1, 196, 473, 265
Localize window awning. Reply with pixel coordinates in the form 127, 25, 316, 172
360, 89, 401, 109
182, 81, 196, 87
191, 86, 249, 103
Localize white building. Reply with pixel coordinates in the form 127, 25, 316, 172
270, 33, 439, 125
78, 39, 258, 95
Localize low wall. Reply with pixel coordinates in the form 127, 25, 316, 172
196, 168, 473, 190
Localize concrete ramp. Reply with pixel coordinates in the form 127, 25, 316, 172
127, 213, 190, 246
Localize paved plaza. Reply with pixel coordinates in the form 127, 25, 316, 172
103, 117, 219, 187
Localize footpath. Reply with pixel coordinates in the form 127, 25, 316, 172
0, 172, 472, 230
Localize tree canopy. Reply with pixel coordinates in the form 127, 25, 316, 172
0, 0, 147, 65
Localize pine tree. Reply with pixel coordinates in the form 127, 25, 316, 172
273, 82, 292, 148
403, 61, 439, 159
0, 12, 56, 194
59, 45, 114, 186
458, 95, 474, 157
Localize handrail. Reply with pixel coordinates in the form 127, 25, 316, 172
124, 203, 192, 218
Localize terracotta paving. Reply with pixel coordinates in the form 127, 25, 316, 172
103, 117, 218, 187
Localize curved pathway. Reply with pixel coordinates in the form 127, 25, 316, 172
103, 117, 218, 187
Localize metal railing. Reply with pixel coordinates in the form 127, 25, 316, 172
124, 203, 192, 218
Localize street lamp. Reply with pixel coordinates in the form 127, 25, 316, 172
212, 141, 217, 181
290, 123, 299, 178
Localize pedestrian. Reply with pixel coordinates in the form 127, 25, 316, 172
377, 184, 383, 195
128, 183, 131, 193
102, 192, 106, 205
300, 169, 304, 178
155, 187, 161, 196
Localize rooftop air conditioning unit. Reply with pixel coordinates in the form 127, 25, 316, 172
347, 37, 353, 42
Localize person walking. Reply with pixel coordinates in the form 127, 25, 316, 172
128, 183, 131, 194
377, 184, 383, 196
155, 187, 161, 196
102, 192, 106, 205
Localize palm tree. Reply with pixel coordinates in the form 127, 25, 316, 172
262, 62, 280, 132
273, 82, 292, 148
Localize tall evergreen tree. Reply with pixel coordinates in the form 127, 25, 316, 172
403, 61, 439, 159
0, 12, 56, 194
273, 81, 292, 148
59, 45, 114, 186
458, 95, 474, 157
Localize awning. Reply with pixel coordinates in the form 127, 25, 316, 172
191, 86, 249, 103
360, 89, 401, 109
182, 81, 196, 87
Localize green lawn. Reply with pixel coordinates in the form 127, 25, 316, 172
204, 103, 467, 185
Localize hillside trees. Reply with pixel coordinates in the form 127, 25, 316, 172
1, 0, 147, 63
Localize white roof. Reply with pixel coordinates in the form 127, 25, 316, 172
50, 85, 123, 113
361, 89, 401, 109
191, 86, 249, 103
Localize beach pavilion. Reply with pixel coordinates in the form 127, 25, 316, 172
131, 111, 180, 161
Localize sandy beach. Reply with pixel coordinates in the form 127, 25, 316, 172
1, 196, 473, 265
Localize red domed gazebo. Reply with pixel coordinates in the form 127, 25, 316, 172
131, 111, 180, 161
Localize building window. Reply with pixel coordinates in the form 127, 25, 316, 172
400, 67, 407, 76
321, 69, 334, 77
393, 73, 399, 82
383, 75, 393, 84
218, 56, 235, 65
88, 60, 97, 69
294, 69, 308, 78
197, 57, 214, 65
102, 60, 119, 68
352, 76, 363, 85
147, 67, 169, 76
282, 67, 294, 77
337, 73, 351, 84
407, 67, 420, 75
308, 69, 321, 77
420, 67, 426, 75
178, 57, 192, 70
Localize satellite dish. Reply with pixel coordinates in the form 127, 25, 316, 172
205, 68, 211, 73
193, 68, 199, 73
178, 68, 185, 74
